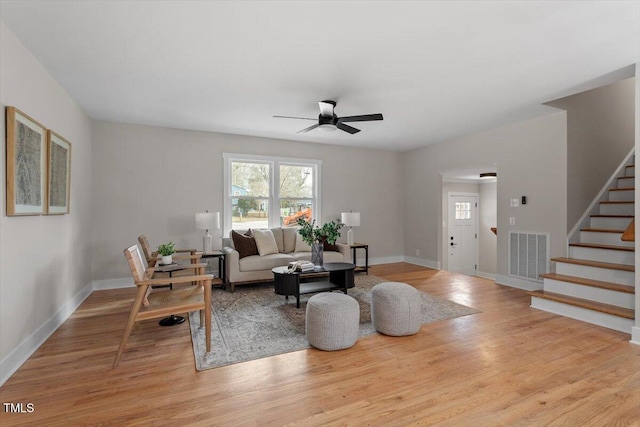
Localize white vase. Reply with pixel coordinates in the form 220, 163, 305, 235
161, 255, 172, 265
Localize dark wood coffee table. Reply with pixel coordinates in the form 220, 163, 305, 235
272, 262, 356, 308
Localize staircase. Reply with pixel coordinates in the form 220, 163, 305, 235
529, 156, 635, 334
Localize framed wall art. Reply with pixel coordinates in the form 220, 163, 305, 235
46, 130, 72, 214
6, 107, 47, 216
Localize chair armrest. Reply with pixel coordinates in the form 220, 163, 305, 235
138, 274, 214, 287
176, 248, 198, 254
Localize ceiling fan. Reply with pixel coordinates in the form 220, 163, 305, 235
274, 100, 383, 134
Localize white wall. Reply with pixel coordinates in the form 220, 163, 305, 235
633, 64, 639, 346
479, 180, 497, 277
0, 23, 93, 383
90, 121, 404, 281
546, 78, 635, 229
402, 112, 567, 289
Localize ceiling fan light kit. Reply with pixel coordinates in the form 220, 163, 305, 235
275, 100, 383, 135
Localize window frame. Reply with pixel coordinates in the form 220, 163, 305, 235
223, 153, 322, 233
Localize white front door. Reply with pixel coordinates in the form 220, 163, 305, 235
448, 194, 478, 276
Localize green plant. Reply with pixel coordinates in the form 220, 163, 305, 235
157, 241, 176, 256
296, 217, 344, 246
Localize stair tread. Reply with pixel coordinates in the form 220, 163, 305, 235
540, 273, 635, 294
580, 228, 625, 233
528, 290, 634, 319
617, 175, 635, 179
552, 257, 635, 272
568, 242, 634, 252
609, 187, 635, 191
590, 214, 633, 218
600, 201, 634, 204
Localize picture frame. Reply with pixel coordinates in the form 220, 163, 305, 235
5, 107, 47, 216
46, 130, 71, 214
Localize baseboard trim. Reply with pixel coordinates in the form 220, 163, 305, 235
403, 256, 440, 270
476, 271, 496, 281
92, 277, 134, 290
369, 256, 404, 266
495, 274, 543, 292
0, 281, 93, 387
631, 326, 640, 345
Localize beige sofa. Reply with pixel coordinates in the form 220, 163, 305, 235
223, 227, 351, 291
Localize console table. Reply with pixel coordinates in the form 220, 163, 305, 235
272, 262, 356, 308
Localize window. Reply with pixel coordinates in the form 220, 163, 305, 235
455, 202, 471, 220
223, 154, 321, 232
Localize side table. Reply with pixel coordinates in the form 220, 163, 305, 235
198, 251, 226, 289
349, 243, 369, 274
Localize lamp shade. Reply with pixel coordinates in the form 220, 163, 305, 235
341, 212, 360, 227
196, 211, 220, 230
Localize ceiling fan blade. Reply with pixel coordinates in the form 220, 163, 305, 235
337, 113, 384, 123
297, 123, 320, 134
318, 100, 336, 118
273, 115, 316, 121
336, 123, 361, 134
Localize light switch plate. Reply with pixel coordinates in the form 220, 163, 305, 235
510, 198, 519, 207
509, 217, 516, 225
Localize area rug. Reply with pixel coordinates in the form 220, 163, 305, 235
188, 275, 479, 371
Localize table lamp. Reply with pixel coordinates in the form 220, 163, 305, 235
341, 212, 360, 245
196, 210, 220, 253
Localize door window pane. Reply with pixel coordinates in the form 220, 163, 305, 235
455, 202, 471, 220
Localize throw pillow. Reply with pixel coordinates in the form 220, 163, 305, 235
253, 229, 279, 256
295, 232, 311, 252
324, 242, 340, 252
231, 230, 259, 259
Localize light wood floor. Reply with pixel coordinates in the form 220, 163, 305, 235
1, 263, 638, 426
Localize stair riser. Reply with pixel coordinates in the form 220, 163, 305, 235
568, 246, 634, 266
617, 177, 634, 188
599, 203, 634, 215
626, 166, 635, 176
608, 190, 634, 202
590, 217, 634, 229
543, 279, 635, 309
579, 231, 634, 247
555, 263, 634, 286
530, 297, 633, 334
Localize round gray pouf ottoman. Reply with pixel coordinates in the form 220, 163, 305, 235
371, 282, 421, 336
306, 292, 360, 351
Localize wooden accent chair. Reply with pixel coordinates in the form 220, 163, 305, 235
138, 234, 201, 267
113, 245, 213, 367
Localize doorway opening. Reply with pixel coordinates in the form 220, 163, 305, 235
441, 170, 497, 278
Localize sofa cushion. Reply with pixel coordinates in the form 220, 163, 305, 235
231, 230, 259, 259
282, 227, 297, 253
295, 232, 311, 252
253, 229, 279, 256
271, 228, 285, 253
239, 253, 294, 272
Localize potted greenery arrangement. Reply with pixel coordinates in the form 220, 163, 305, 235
157, 241, 176, 265
296, 217, 344, 266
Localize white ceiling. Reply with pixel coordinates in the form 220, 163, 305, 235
1, 1, 639, 151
